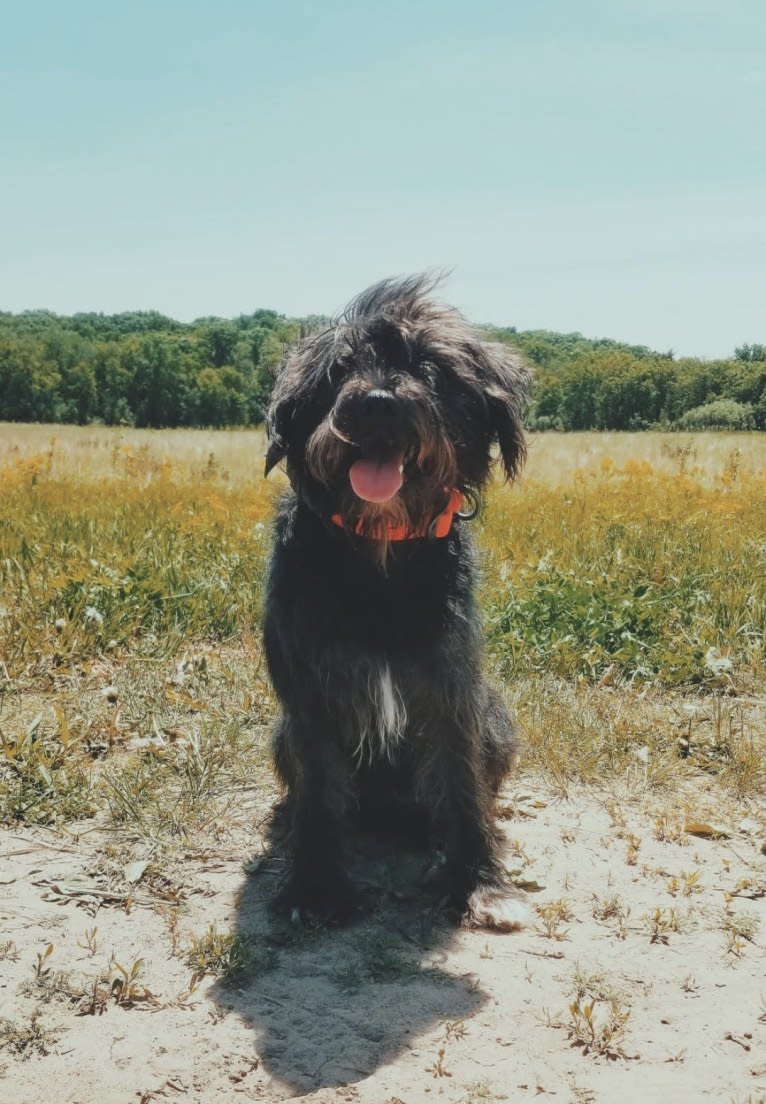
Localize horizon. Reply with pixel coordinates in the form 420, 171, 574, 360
1, 296, 752, 364
2, 1, 764, 360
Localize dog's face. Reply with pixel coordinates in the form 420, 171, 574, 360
265, 275, 530, 547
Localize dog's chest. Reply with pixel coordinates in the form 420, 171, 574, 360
319, 539, 465, 651
350, 661, 408, 765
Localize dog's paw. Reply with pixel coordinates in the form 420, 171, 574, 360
273, 871, 360, 926
463, 885, 528, 931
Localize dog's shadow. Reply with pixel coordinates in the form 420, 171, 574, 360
211, 830, 487, 1094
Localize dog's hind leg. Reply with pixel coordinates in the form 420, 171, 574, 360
480, 683, 518, 795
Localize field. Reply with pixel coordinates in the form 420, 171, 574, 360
1, 423, 765, 1103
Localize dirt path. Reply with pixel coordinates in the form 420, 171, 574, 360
2, 780, 765, 1103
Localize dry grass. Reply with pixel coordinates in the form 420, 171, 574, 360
0, 421, 268, 486
1, 424, 765, 840
524, 430, 766, 486
3, 421, 762, 488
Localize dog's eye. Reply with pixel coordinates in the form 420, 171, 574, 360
327, 361, 347, 385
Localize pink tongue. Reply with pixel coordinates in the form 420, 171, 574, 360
349, 458, 403, 502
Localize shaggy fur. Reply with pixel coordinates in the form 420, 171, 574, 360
263, 274, 530, 928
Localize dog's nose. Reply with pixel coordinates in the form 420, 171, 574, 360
357, 389, 400, 439
360, 389, 398, 421
364, 388, 396, 409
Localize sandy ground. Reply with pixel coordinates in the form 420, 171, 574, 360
1, 777, 765, 1104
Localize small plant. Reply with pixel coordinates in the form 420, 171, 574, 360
109, 956, 157, 1007
186, 924, 260, 981
363, 934, 419, 981
75, 976, 112, 1017
568, 996, 631, 1059
625, 833, 641, 866
33, 943, 55, 980
169, 973, 201, 1010
653, 810, 687, 844
334, 932, 426, 991
425, 1046, 452, 1078
645, 907, 681, 944
77, 927, 99, 956
536, 898, 573, 940
666, 869, 703, 897
21, 967, 80, 1004
462, 1082, 497, 1104
157, 904, 183, 957
566, 969, 632, 1059
729, 876, 756, 898
591, 894, 630, 939
722, 911, 760, 958
443, 1020, 468, 1042
0, 715, 95, 825
605, 800, 627, 828
19, 943, 87, 1006
0, 1012, 58, 1059
681, 973, 700, 994
592, 894, 621, 921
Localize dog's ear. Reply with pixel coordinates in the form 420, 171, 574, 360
263, 328, 335, 477
264, 393, 292, 476
478, 344, 531, 481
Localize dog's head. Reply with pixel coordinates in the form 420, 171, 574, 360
265, 274, 530, 554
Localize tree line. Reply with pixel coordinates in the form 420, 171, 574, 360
1, 306, 764, 431
0, 308, 315, 428
493, 329, 766, 431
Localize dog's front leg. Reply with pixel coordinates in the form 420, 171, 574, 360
417, 706, 527, 931
273, 709, 357, 923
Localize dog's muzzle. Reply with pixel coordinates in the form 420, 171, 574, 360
330, 388, 415, 504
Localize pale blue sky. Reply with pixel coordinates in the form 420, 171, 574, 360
2, 0, 764, 356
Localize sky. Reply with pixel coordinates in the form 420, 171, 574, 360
1, 0, 764, 358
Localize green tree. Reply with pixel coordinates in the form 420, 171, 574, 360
0, 336, 61, 421
194, 367, 249, 426
123, 334, 194, 427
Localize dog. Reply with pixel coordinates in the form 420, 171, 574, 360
262, 274, 530, 929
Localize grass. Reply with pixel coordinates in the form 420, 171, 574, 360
1, 429, 764, 1101
0, 1012, 59, 1059
481, 453, 766, 687
1, 424, 765, 835
566, 966, 634, 1060
186, 924, 262, 981
332, 932, 429, 990
0, 464, 275, 671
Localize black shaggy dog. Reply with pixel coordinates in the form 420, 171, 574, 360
263, 275, 530, 929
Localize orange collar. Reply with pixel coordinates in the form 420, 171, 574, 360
331, 488, 464, 541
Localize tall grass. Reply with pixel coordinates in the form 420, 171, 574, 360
0, 462, 276, 675
1, 426, 764, 687
1, 425, 764, 825
482, 456, 766, 686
